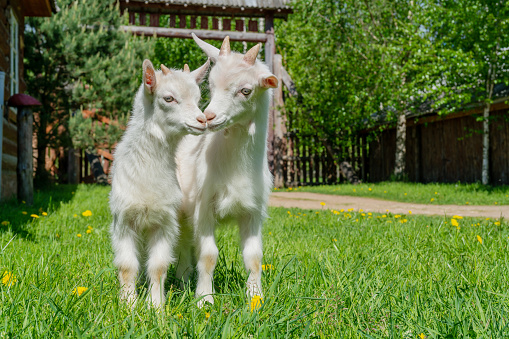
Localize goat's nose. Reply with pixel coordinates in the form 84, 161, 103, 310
204, 110, 216, 122
196, 115, 207, 126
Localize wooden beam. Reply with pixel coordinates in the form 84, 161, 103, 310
121, 25, 268, 42
272, 54, 287, 188
118, 1, 292, 19
281, 65, 298, 97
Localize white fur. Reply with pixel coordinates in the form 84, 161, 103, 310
176, 35, 278, 306
109, 59, 209, 308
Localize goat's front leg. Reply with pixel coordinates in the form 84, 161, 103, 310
194, 212, 218, 307
238, 213, 264, 299
146, 227, 174, 308
112, 226, 140, 306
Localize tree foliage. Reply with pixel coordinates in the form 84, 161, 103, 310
24, 0, 151, 182
276, 0, 508, 181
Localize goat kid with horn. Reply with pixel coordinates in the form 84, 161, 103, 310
176, 34, 278, 306
110, 58, 210, 308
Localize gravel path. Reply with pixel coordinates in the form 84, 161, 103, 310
269, 192, 509, 218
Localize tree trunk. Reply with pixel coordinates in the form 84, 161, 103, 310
394, 112, 406, 179
482, 71, 495, 185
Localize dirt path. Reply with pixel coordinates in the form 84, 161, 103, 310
269, 192, 509, 218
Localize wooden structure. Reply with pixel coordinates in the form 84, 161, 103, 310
0, 0, 55, 200
118, 0, 293, 186
7, 94, 41, 204
366, 100, 509, 185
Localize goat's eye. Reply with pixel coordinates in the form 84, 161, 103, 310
164, 96, 175, 103
240, 88, 252, 96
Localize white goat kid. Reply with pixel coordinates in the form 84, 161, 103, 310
110, 59, 209, 308
176, 35, 278, 306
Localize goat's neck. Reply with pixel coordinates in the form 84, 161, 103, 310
219, 97, 269, 162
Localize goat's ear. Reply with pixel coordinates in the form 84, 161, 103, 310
143, 59, 157, 94
191, 58, 210, 84
192, 33, 219, 62
259, 74, 278, 89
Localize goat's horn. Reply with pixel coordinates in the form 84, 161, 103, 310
161, 64, 171, 75
243, 43, 261, 66
183, 64, 190, 73
219, 36, 231, 57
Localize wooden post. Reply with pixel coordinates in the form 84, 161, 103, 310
68, 148, 79, 185
264, 13, 274, 72
272, 54, 287, 188
17, 107, 34, 205
7, 94, 41, 205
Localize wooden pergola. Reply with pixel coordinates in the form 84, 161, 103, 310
119, 0, 292, 72
119, 0, 294, 187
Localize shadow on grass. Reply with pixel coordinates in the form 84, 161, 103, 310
0, 183, 78, 240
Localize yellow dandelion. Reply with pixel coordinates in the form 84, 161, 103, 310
205, 312, 211, 319
382, 215, 387, 218
466, 202, 469, 205
368, 188, 372, 191
359, 209, 364, 212
348, 208, 354, 212
495, 221, 501, 226
87, 225, 93, 230
56, 233, 60, 238
30, 214, 39, 218
77, 234, 82, 237
2, 271, 17, 287
419, 333, 426, 339
361, 213, 366, 217
315, 212, 319, 214
250, 295, 263, 312
333, 238, 337, 242
176, 313, 183, 319
42, 212, 48, 216
477, 235, 482, 244
320, 202, 326, 206
22, 211, 27, 215
495, 202, 498, 205
287, 211, 291, 214
22, 200, 26, 204
262, 264, 274, 271
403, 219, 408, 223
269, 232, 272, 235
452, 215, 463, 219
368, 212, 372, 216
288, 187, 293, 190
408, 211, 412, 214
385, 209, 389, 212
340, 209, 344, 213
430, 198, 435, 202
404, 193, 407, 196
435, 192, 438, 195
86, 229, 92, 234
486, 218, 490, 221
355, 218, 359, 222
384, 191, 387, 193
353, 189, 356, 192
73, 214, 78, 218
451, 219, 459, 227
394, 215, 401, 218
72, 286, 88, 296
82, 210, 93, 217
1, 221, 9, 226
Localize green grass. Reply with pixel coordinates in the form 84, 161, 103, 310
1, 184, 509, 337
279, 181, 509, 205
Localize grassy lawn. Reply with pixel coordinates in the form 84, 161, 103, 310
1, 184, 509, 337
280, 181, 509, 206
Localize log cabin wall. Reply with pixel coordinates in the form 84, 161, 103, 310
367, 106, 509, 185
1, 0, 25, 200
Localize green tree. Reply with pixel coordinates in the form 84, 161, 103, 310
433, 0, 509, 185
24, 0, 151, 183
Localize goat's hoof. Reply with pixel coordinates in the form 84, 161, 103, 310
197, 295, 214, 308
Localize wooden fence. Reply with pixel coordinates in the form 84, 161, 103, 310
364, 104, 509, 185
